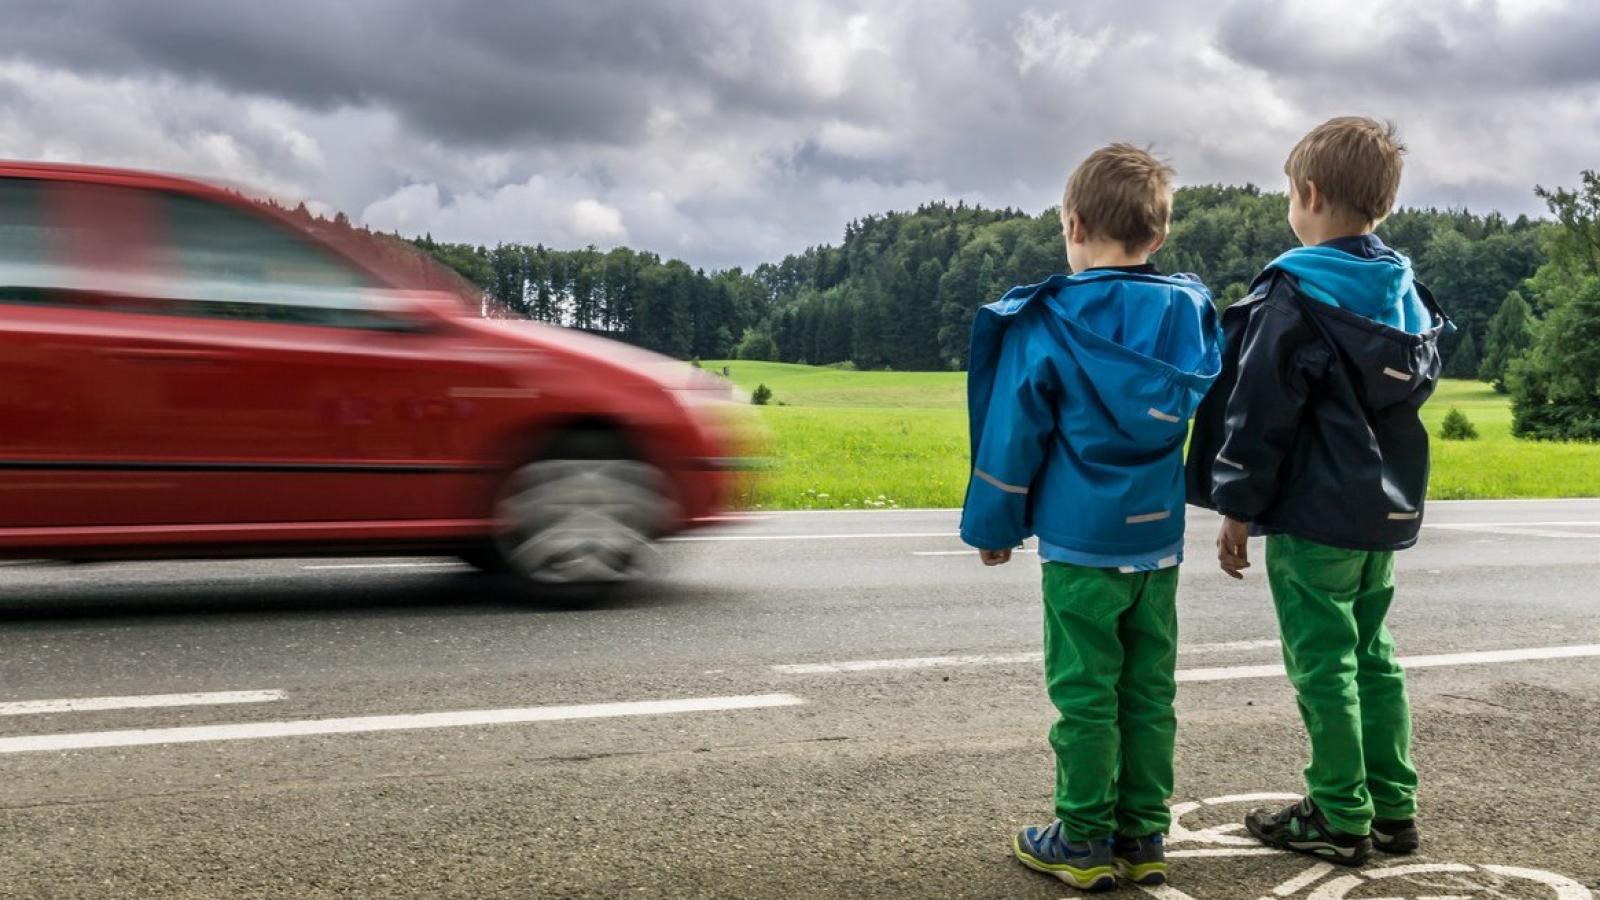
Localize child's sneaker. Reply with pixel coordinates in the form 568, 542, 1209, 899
1244, 798, 1371, 866
1371, 818, 1420, 854
1012, 821, 1117, 891
1113, 833, 1168, 885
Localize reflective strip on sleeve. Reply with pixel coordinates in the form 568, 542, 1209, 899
1215, 454, 1245, 470
1147, 408, 1181, 423
1382, 367, 1413, 382
1125, 510, 1172, 525
973, 468, 1029, 495
1387, 510, 1420, 521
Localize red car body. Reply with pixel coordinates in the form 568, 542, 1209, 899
0, 161, 743, 577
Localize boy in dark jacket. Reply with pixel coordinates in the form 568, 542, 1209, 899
963, 144, 1222, 891
1187, 117, 1449, 866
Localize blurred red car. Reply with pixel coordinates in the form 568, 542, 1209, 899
0, 161, 747, 591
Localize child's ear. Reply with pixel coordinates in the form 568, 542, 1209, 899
1147, 229, 1168, 255
1066, 212, 1088, 245
1305, 180, 1325, 214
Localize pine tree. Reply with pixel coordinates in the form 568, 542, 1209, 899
1480, 291, 1535, 392
1443, 332, 1480, 380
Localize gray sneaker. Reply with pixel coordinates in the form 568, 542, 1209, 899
1012, 820, 1117, 892
1114, 833, 1168, 885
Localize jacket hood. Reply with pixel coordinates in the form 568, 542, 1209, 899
1266, 246, 1430, 334
976, 271, 1222, 445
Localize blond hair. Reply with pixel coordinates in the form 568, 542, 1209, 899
1285, 117, 1406, 226
1062, 143, 1174, 254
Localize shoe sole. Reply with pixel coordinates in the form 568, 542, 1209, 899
1115, 858, 1169, 886
1372, 829, 1420, 855
1013, 836, 1117, 892
1244, 817, 1370, 867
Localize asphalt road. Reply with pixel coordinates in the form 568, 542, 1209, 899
2, 500, 1598, 899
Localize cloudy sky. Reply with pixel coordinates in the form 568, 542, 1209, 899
1, 0, 1596, 269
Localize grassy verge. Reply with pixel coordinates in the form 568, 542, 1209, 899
705, 361, 1600, 510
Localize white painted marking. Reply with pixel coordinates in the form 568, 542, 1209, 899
1274, 862, 1336, 896
1425, 523, 1600, 539
777, 643, 1600, 680
0, 693, 805, 755
0, 690, 285, 717
773, 653, 1043, 675
1177, 664, 1288, 683
1479, 865, 1593, 899
1426, 521, 1600, 527
301, 562, 466, 571
911, 548, 1037, 557
665, 531, 955, 543
1181, 643, 1600, 683
773, 641, 1282, 675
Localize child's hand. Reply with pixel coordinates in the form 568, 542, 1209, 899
1217, 517, 1251, 579
979, 548, 1013, 566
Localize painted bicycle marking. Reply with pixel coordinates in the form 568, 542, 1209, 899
1127, 793, 1594, 900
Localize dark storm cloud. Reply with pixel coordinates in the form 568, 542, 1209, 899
0, 0, 866, 146
2, 0, 1595, 268
1216, 0, 1600, 92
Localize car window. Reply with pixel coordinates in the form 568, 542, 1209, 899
0, 177, 68, 300
0, 176, 403, 329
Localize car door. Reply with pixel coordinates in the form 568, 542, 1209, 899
32, 179, 503, 529
0, 175, 153, 530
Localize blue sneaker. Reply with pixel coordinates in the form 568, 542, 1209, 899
1012, 821, 1116, 891
1114, 833, 1168, 885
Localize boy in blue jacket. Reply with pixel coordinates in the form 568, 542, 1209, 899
1187, 117, 1448, 865
961, 144, 1222, 891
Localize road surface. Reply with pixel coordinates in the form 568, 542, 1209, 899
2, 499, 1598, 898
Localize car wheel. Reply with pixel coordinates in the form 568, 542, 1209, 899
492, 434, 675, 591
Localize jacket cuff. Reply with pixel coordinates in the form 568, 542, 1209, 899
960, 528, 1025, 551
1217, 508, 1256, 524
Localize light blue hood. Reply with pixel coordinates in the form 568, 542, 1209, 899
1267, 245, 1430, 334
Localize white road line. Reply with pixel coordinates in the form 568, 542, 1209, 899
0, 690, 286, 717
1179, 643, 1600, 683
774, 643, 1600, 680
772, 641, 1282, 674
301, 562, 466, 571
0, 693, 805, 755
912, 548, 1036, 557
773, 653, 1043, 674
665, 531, 955, 543
1423, 523, 1600, 539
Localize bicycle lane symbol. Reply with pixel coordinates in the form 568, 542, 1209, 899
1127, 792, 1594, 900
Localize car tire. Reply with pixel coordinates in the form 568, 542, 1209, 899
490, 431, 675, 597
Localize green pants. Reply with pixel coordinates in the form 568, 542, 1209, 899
1042, 562, 1178, 841
1266, 534, 1419, 835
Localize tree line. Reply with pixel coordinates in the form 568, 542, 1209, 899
409, 187, 1547, 377
275, 174, 1598, 441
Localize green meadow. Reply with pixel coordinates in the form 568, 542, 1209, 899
707, 361, 1600, 510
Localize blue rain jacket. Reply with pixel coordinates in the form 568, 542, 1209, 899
960, 271, 1223, 560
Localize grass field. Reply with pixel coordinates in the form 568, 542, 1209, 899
705, 360, 1600, 510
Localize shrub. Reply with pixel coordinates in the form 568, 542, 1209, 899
735, 331, 778, 361
752, 383, 773, 406
1440, 407, 1479, 441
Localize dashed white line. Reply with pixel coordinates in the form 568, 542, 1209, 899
665, 531, 955, 543
0, 689, 286, 717
772, 641, 1282, 675
912, 548, 1036, 557
774, 643, 1600, 680
0, 693, 805, 755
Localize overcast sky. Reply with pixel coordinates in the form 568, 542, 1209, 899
2, 0, 1596, 269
